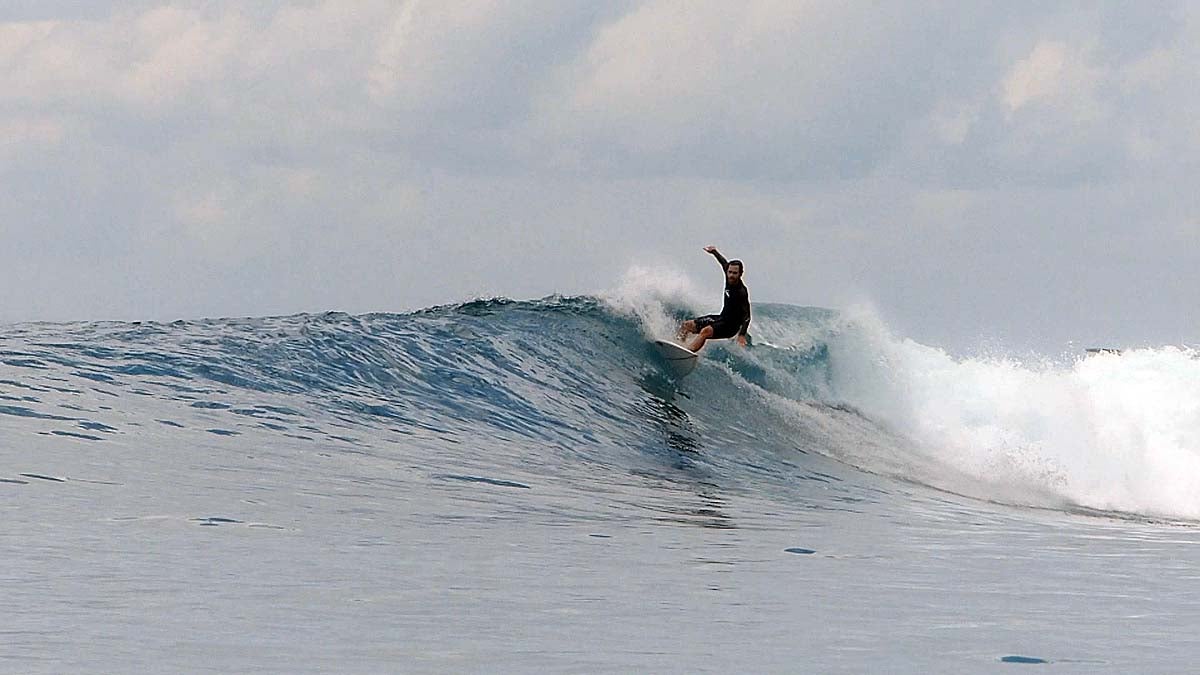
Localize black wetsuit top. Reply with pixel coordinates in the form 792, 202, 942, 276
719, 281, 751, 336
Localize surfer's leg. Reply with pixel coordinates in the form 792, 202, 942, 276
682, 315, 718, 341
687, 325, 714, 352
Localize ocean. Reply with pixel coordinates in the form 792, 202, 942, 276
3, 288, 1200, 673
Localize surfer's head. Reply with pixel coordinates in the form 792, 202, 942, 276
726, 260, 744, 284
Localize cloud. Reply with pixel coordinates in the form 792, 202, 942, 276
0, 114, 65, 157
535, 1, 961, 180
1001, 41, 1098, 115
891, 4, 1195, 189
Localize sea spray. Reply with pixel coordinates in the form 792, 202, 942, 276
823, 308, 1200, 518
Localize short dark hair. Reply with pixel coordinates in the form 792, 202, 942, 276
727, 259, 744, 272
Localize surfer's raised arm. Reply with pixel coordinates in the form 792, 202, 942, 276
703, 245, 729, 269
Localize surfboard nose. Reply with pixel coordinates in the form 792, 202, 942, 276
653, 339, 699, 378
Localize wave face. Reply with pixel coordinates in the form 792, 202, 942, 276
3, 293, 1198, 521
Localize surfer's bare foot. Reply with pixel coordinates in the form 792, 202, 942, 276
677, 320, 695, 342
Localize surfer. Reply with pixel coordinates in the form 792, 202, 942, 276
678, 245, 751, 352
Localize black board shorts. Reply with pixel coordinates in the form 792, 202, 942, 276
693, 314, 739, 340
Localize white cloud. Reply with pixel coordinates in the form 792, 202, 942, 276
928, 99, 984, 146
1119, 46, 1176, 92
118, 7, 243, 109
1002, 41, 1070, 112
1000, 40, 1105, 122
367, 2, 419, 103
0, 19, 56, 61
539, 1, 917, 177
0, 114, 65, 155
367, 0, 525, 110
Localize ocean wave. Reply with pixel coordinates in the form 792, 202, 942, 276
2, 293, 1198, 521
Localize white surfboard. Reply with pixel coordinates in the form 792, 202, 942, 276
653, 339, 699, 378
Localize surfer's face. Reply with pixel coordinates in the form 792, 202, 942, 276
726, 266, 743, 285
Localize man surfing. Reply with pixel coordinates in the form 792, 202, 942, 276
678, 245, 751, 352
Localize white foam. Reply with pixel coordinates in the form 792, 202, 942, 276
824, 308, 1200, 519
600, 266, 710, 341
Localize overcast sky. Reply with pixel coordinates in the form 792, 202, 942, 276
2, 1, 1197, 352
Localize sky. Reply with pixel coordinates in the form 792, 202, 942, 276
2, 1, 1198, 353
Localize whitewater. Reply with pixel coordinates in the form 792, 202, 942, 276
4, 274, 1200, 673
